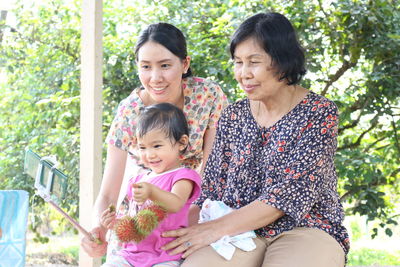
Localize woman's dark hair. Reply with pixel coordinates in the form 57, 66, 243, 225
137, 103, 189, 152
230, 12, 306, 85
135, 23, 192, 78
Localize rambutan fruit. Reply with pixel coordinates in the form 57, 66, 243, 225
135, 209, 159, 235
108, 204, 116, 213
114, 216, 145, 243
146, 203, 167, 222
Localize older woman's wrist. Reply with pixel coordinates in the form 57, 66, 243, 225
211, 216, 231, 238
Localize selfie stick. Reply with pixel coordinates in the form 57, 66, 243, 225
34, 156, 102, 244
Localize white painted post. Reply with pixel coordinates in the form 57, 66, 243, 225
79, 0, 103, 266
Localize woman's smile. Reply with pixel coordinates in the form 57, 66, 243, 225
242, 84, 259, 93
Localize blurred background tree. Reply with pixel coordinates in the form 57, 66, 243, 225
0, 0, 399, 239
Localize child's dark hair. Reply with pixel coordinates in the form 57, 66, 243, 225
137, 103, 189, 152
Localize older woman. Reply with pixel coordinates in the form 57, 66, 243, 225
163, 12, 349, 267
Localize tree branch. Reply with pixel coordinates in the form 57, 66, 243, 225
338, 110, 363, 134
363, 136, 387, 153
338, 114, 379, 151
2, 24, 78, 61
391, 114, 400, 157
340, 190, 355, 202
321, 60, 357, 96
338, 95, 374, 134
340, 167, 400, 202
390, 167, 400, 178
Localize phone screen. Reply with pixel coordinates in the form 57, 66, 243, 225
24, 149, 68, 203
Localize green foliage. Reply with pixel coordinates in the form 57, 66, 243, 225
59, 245, 79, 261
349, 220, 362, 242
0, 0, 81, 239
312, 0, 400, 237
347, 247, 400, 266
0, 0, 399, 240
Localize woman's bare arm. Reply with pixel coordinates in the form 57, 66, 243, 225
162, 200, 284, 258
200, 127, 217, 175
92, 144, 128, 226
81, 144, 128, 257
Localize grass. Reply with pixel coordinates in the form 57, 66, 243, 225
344, 214, 400, 266
26, 233, 79, 256
348, 247, 400, 266
59, 245, 79, 261
26, 233, 79, 265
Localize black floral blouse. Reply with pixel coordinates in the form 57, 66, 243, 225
195, 91, 350, 255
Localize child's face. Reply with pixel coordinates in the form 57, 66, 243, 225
137, 128, 185, 174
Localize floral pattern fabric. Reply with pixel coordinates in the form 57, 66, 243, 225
106, 76, 228, 170
195, 91, 350, 255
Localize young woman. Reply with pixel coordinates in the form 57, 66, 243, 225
101, 103, 201, 267
81, 23, 228, 257
162, 12, 349, 267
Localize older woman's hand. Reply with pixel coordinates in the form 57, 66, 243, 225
80, 226, 108, 258
161, 221, 221, 258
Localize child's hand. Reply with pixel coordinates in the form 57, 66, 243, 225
100, 205, 116, 230
132, 182, 153, 205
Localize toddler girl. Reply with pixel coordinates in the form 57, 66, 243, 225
100, 103, 201, 267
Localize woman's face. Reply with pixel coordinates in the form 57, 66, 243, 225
233, 37, 283, 100
137, 41, 190, 106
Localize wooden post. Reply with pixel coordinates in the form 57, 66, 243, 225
79, 0, 103, 266
0, 10, 7, 43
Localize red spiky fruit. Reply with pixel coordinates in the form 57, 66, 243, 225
114, 216, 145, 243
135, 209, 159, 235
146, 203, 167, 222
108, 204, 116, 212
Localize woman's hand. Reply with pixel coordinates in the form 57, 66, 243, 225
80, 226, 108, 258
132, 182, 153, 205
161, 221, 222, 258
100, 206, 116, 230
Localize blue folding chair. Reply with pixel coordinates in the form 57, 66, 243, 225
0, 190, 29, 267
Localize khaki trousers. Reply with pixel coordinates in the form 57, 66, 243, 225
181, 227, 345, 267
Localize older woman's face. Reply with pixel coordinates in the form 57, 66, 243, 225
137, 41, 190, 106
233, 38, 283, 100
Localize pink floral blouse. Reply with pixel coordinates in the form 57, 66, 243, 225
106, 76, 228, 169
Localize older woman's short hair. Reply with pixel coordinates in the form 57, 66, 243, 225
230, 12, 306, 85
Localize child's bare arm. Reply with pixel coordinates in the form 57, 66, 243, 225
132, 179, 194, 213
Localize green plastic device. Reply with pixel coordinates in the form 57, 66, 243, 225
23, 149, 102, 244
24, 149, 67, 203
